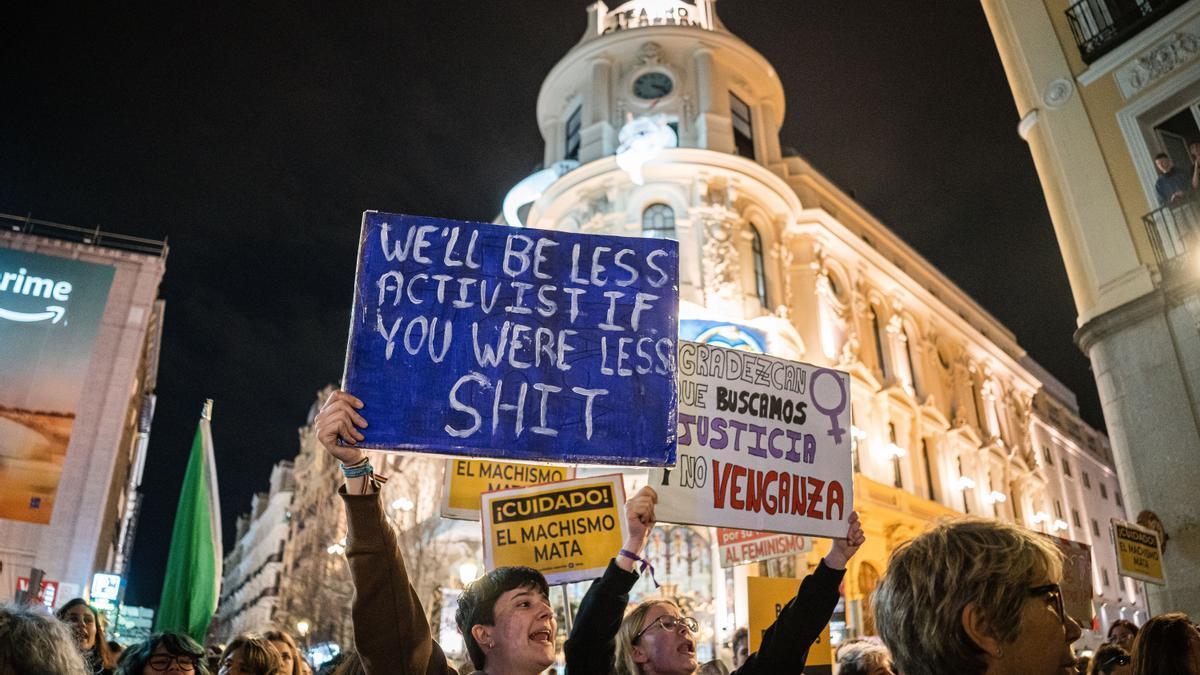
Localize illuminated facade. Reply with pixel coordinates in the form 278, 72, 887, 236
498, 0, 1145, 650
982, 0, 1200, 617
212, 461, 294, 642
0, 214, 165, 609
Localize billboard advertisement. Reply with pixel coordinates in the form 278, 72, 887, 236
0, 248, 114, 524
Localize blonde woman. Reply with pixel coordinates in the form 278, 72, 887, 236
873, 518, 1083, 675
218, 634, 282, 675
564, 484, 865, 675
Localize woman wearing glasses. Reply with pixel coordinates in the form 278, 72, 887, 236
564, 485, 865, 675
1087, 644, 1131, 675
115, 633, 209, 675
874, 518, 1083, 675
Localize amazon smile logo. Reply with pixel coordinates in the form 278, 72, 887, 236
0, 267, 73, 325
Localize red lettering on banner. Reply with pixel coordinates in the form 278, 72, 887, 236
807, 478, 825, 519
731, 464, 747, 509
828, 480, 844, 521
709, 460, 845, 521
713, 459, 731, 508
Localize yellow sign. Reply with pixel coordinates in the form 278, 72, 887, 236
1113, 519, 1165, 585
746, 576, 832, 671
441, 459, 574, 520
481, 474, 627, 584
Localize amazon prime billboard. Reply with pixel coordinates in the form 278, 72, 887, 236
0, 248, 115, 524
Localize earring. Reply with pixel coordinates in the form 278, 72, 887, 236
996, 648, 1004, 658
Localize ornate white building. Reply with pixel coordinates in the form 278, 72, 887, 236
212, 460, 294, 642
496, 0, 1146, 650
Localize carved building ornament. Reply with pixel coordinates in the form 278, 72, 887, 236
699, 214, 741, 303
637, 42, 662, 65
1115, 30, 1200, 99
1041, 77, 1075, 109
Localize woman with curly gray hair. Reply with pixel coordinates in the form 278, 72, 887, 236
0, 602, 90, 675
873, 517, 1082, 675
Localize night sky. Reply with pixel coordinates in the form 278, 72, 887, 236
0, 1, 1095, 607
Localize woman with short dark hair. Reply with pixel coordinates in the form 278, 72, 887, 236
1088, 643, 1131, 675
1106, 619, 1138, 650
116, 632, 208, 675
57, 598, 117, 674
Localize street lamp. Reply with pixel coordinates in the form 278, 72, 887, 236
296, 620, 310, 652
458, 562, 479, 585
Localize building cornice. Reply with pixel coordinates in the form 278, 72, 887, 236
1074, 285, 1170, 354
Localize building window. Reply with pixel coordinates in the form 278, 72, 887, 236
750, 224, 768, 308
565, 105, 582, 161
1062, 457, 1072, 477
889, 423, 903, 489
1092, 518, 1100, 537
1083, 471, 1091, 489
921, 439, 937, 502
1072, 509, 1081, 528
1103, 567, 1110, 588
1055, 500, 1064, 520
642, 204, 676, 239
1115, 487, 1123, 507
1100, 483, 1108, 500
871, 305, 890, 381
958, 457, 970, 515
1043, 445, 1053, 466
904, 324, 923, 398
730, 92, 755, 158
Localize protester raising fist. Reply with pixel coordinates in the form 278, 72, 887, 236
824, 510, 865, 570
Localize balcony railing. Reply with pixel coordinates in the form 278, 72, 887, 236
1065, 0, 1188, 63
1142, 200, 1199, 275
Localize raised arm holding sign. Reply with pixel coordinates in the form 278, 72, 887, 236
564, 489, 865, 675
315, 390, 557, 675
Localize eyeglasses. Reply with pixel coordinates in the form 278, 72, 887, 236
1101, 653, 1131, 669
1029, 584, 1066, 624
632, 615, 699, 643
147, 655, 199, 672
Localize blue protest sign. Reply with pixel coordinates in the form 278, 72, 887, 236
342, 212, 679, 466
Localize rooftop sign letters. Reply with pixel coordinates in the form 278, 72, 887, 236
598, 1, 713, 34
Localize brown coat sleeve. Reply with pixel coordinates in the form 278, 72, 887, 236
341, 488, 460, 675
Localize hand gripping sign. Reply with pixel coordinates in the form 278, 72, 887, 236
341, 212, 679, 466
481, 474, 628, 585
651, 342, 854, 539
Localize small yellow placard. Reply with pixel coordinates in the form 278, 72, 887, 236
746, 576, 832, 669
441, 459, 574, 520
481, 474, 627, 584
1113, 519, 1165, 585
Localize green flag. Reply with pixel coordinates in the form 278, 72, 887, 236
155, 399, 223, 643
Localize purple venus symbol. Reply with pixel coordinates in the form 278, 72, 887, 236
810, 368, 848, 445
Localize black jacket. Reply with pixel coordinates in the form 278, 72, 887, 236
564, 558, 845, 674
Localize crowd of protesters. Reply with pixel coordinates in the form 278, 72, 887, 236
3, 386, 1199, 674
